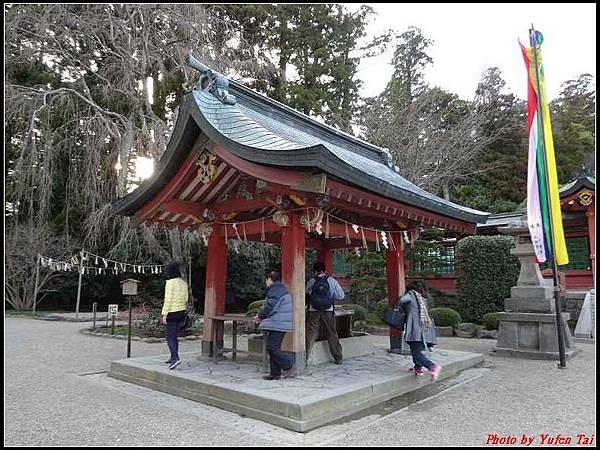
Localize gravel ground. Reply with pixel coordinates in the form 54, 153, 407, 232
4, 317, 595, 446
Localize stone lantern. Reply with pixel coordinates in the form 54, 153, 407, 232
495, 215, 577, 359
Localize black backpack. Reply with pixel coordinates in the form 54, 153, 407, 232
310, 275, 334, 310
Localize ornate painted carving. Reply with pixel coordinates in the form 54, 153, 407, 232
276, 195, 290, 208
272, 211, 290, 227
300, 209, 324, 229
237, 177, 254, 200
292, 173, 327, 193
202, 208, 215, 222
196, 151, 217, 184
579, 189, 594, 206
256, 179, 267, 193
316, 195, 330, 207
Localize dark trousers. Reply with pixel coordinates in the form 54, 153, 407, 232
306, 311, 343, 362
408, 341, 435, 371
166, 310, 187, 361
265, 330, 294, 377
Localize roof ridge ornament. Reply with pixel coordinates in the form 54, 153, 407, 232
186, 52, 236, 105
381, 147, 394, 169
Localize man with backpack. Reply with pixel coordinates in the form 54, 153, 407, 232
305, 262, 345, 365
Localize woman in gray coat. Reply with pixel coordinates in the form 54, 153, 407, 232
399, 281, 442, 381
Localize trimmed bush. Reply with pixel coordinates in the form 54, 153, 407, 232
456, 235, 520, 322
429, 307, 462, 327
375, 298, 388, 320
247, 300, 265, 311
482, 312, 499, 330
245, 308, 261, 317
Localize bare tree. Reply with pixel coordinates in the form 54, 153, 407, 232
5, 4, 264, 308
360, 75, 515, 200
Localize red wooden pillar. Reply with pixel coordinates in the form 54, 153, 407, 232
201, 225, 228, 356
281, 214, 307, 371
317, 246, 333, 274
386, 233, 405, 352
587, 208, 595, 286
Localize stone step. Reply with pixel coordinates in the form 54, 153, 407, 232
109, 348, 483, 432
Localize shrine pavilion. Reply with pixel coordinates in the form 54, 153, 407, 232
112, 54, 490, 369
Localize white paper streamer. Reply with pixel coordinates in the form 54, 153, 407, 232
381, 231, 389, 250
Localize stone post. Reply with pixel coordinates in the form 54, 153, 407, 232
495, 215, 577, 359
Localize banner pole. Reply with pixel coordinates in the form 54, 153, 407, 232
529, 24, 567, 368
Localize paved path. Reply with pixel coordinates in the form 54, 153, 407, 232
4, 318, 595, 446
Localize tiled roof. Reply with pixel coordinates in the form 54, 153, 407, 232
113, 58, 491, 224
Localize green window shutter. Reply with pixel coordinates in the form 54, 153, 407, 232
541, 237, 590, 270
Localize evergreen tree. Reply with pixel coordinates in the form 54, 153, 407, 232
550, 74, 596, 180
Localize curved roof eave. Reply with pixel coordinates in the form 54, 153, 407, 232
112, 88, 491, 224
559, 176, 596, 198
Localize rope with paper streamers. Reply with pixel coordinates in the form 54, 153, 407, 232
39, 249, 166, 276
188, 206, 421, 252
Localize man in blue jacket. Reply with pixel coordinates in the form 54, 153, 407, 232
253, 271, 295, 380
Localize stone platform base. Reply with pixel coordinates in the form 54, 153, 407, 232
495, 312, 577, 360
493, 347, 580, 360
109, 347, 483, 432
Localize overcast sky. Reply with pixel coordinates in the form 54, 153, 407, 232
344, 3, 596, 101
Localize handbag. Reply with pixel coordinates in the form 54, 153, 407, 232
382, 298, 406, 330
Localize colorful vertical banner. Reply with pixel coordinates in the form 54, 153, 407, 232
520, 30, 569, 265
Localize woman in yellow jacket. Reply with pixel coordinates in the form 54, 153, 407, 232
161, 261, 189, 369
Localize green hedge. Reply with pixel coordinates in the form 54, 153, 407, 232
430, 307, 462, 327
456, 235, 520, 322
482, 312, 499, 330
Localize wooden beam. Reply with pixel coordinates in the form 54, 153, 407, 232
163, 200, 204, 217
327, 180, 476, 233
327, 196, 406, 224
209, 194, 275, 217
211, 143, 326, 193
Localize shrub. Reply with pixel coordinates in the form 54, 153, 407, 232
247, 300, 265, 311
375, 298, 388, 320
245, 306, 262, 317
429, 307, 462, 327
456, 235, 520, 322
341, 304, 367, 322
482, 312, 499, 330
367, 312, 384, 326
